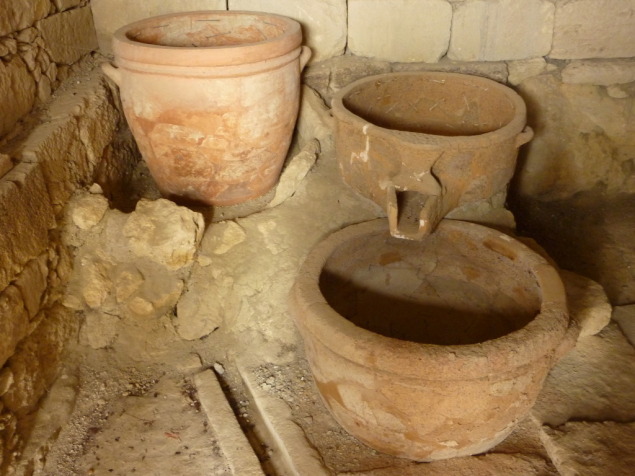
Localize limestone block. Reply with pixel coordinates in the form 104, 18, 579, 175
560, 270, 611, 337
0, 286, 29, 368
449, 0, 554, 61
36, 6, 98, 64
0, 56, 37, 137
13, 254, 49, 320
91, 0, 227, 55
541, 421, 635, 475
19, 117, 88, 212
2, 304, 79, 416
348, 0, 451, 62
0, 163, 55, 291
550, 0, 635, 59
0, 368, 14, 396
202, 220, 247, 256
562, 59, 635, 86
123, 262, 185, 317
122, 199, 204, 270
0, 0, 50, 36
515, 73, 635, 200
69, 193, 109, 230
229, 0, 347, 62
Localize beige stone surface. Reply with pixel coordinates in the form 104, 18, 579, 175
0, 286, 30, 368
0, 56, 37, 137
507, 58, 551, 86
194, 371, 264, 476
122, 199, 204, 270
267, 140, 319, 209
78, 310, 119, 349
533, 324, 635, 426
560, 270, 612, 337
36, 6, 98, 64
13, 254, 49, 320
562, 59, 635, 85
68, 192, 109, 230
541, 421, 635, 476
91, 0, 228, 55
348, 0, 451, 62
229, 0, 346, 62
550, 0, 635, 59
0, 0, 50, 36
612, 304, 635, 347
0, 163, 55, 292
53, 0, 82, 11
2, 305, 79, 416
515, 73, 635, 200
295, 86, 333, 148
449, 0, 554, 61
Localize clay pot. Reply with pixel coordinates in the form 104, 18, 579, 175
290, 219, 579, 461
332, 72, 533, 240
102, 11, 311, 206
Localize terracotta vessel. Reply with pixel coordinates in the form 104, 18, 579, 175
290, 219, 579, 461
102, 11, 311, 206
332, 72, 533, 240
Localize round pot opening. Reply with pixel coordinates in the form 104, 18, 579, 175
126, 13, 291, 48
341, 73, 518, 137
318, 225, 541, 346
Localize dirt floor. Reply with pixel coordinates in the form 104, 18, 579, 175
17, 131, 635, 475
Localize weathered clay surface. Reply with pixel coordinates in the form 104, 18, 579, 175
291, 218, 574, 461
560, 270, 612, 337
105, 11, 308, 206
332, 72, 532, 239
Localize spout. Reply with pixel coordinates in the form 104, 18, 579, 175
386, 185, 444, 240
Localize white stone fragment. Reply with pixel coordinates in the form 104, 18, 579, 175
550, 0, 635, 59
123, 199, 204, 270
267, 140, 319, 209
204, 221, 246, 256
562, 59, 635, 86
348, 0, 452, 63
70, 193, 109, 230
449, 0, 555, 61
560, 270, 611, 338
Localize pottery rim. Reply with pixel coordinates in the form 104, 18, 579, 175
111, 10, 303, 67
291, 219, 575, 381
331, 72, 531, 149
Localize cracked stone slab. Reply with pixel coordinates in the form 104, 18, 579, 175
540, 421, 635, 476
532, 323, 635, 426
194, 370, 264, 476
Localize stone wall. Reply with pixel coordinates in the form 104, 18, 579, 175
0, 1, 135, 471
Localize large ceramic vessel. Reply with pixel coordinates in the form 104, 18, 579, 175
332, 72, 533, 239
290, 219, 579, 461
103, 11, 311, 206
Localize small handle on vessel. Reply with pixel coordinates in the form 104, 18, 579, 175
299, 46, 312, 71
515, 126, 534, 148
101, 62, 122, 86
